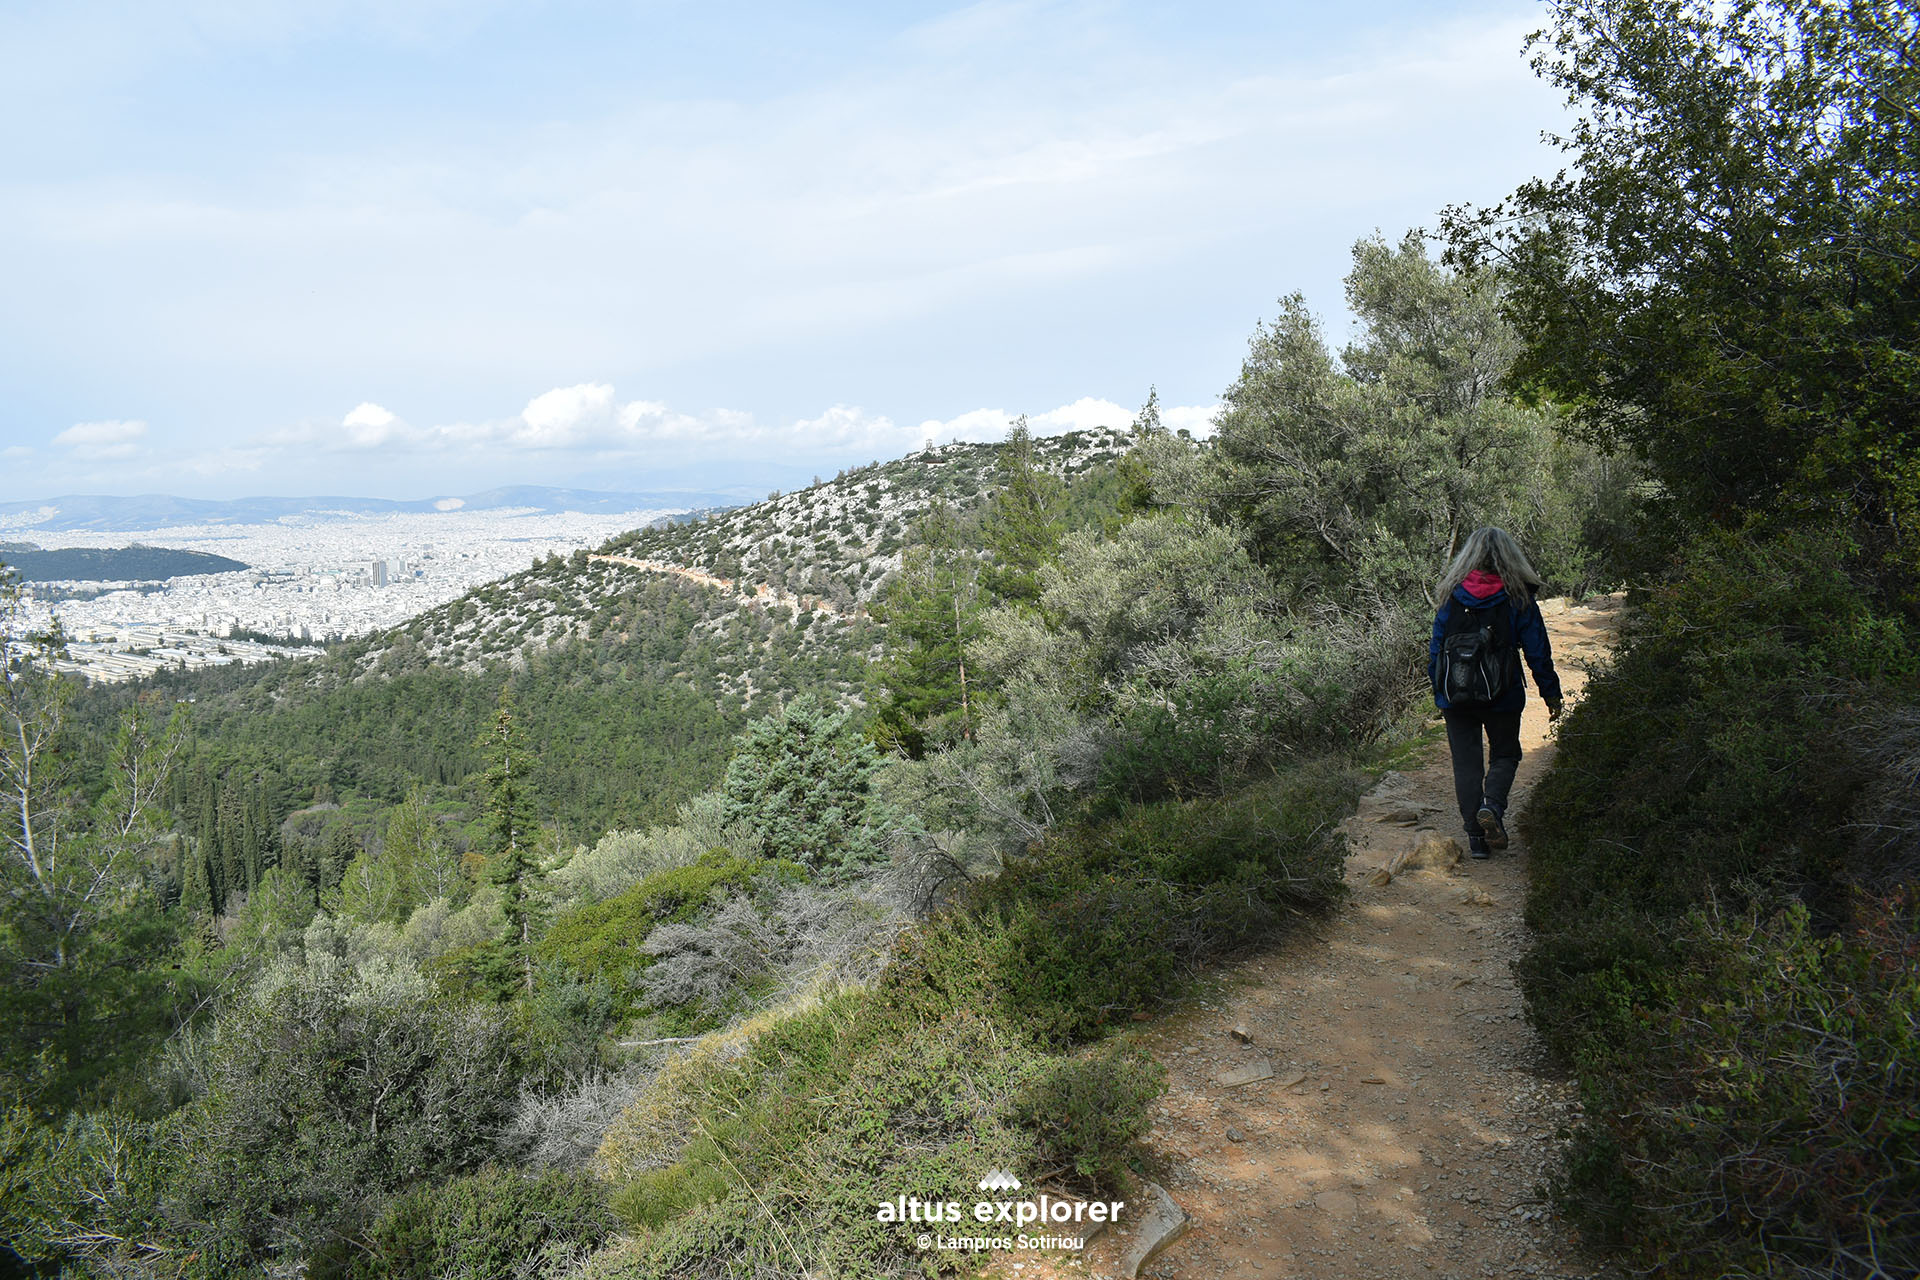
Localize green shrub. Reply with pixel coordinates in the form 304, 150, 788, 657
1097, 664, 1267, 800
1517, 528, 1920, 1272
1008, 1042, 1165, 1188
322, 1165, 618, 1280
1520, 530, 1914, 1062
608, 1161, 734, 1232
164, 954, 517, 1267
0, 1108, 175, 1279
512, 974, 620, 1089
1552, 896, 1920, 1276
537, 851, 766, 1011
882, 763, 1358, 1044
582, 758, 1360, 1278
594, 1002, 1145, 1280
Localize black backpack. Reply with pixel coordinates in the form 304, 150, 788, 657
1440, 600, 1521, 707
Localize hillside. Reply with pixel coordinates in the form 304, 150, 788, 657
88, 426, 1132, 840
353, 425, 1129, 687
0, 541, 248, 582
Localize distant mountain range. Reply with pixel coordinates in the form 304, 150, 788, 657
0, 486, 742, 533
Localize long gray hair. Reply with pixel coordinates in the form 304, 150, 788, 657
1436, 527, 1547, 607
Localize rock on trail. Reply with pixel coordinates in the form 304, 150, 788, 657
986, 594, 1625, 1280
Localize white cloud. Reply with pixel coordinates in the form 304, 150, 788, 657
1, 385, 1219, 501
1027, 397, 1133, 434
783, 404, 899, 450
514, 383, 616, 447
0, 5, 1565, 461
178, 445, 273, 477
262, 387, 1215, 468
1161, 402, 1219, 438
915, 397, 1179, 445
341, 401, 400, 447
53, 419, 148, 459
918, 407, 1019, 444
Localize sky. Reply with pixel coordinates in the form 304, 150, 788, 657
0, 0, 1570, 501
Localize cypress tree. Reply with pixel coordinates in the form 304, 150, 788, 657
253, 778, 282, 875
239, 778, 263, 891
180, 836, 213, 917
216, 785, 246, 907
478, 689, 539, 991
322, 824, 359, 894
197, 786, 223, 913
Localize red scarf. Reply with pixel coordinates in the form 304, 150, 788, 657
1461, 570, 1505, 599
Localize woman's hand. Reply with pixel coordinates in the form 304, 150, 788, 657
1546, 698, 1564, 721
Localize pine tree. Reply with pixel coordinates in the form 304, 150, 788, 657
980, 417, 1065, 606
386, 784, 462, 907
1116, 386, 1164, 514
335, 845, 409, 925
868, 500, 985, 755
0, 633, 189, 1106
720, 695, 884, 874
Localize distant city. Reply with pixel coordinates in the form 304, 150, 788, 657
1, 489, 708, 683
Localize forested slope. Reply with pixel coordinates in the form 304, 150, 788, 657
62, 429, 1129, 868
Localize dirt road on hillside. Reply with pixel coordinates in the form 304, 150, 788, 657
992, 594, 1626, 1280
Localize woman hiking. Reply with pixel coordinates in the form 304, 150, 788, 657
1429, 527, 1564, 859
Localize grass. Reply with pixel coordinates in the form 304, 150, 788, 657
582, 756, 1367, 1278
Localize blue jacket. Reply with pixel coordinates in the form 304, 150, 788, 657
1428, 585, 1563, 713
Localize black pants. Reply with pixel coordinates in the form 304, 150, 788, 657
1442, 707, 1523, 844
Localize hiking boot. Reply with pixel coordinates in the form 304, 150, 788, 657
1476, 802, 1509, 851
1467, 833, 1491, 860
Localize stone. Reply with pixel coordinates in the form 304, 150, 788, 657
1366, 866, 1394, 887
1313, 1189, 1361, 1218
1230, 1024, 1255, 1044
1119, 1181, 1191, 1279
1226, 1126, 1246, 1143
1389, 836, 1462, 875
1217, 1060, 1274, 1088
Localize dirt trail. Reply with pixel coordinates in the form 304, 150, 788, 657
586, 552, 854, 620
995, 594, 1625, 1280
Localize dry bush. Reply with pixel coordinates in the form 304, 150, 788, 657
500, 1066, 659, 1171
1848, 699, 1920, 891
